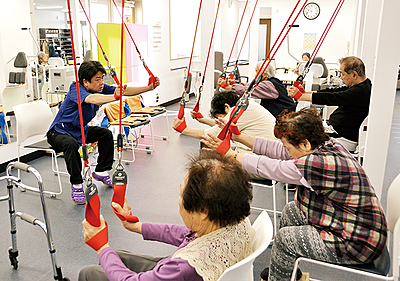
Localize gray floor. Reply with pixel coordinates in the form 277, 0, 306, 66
0, 92, 399, 281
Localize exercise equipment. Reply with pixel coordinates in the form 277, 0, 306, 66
216, 0, 308, 153
174, 0, 203, 133
66, 0, 101, 227
0, 161, 69, 280
292, 0, 345, 99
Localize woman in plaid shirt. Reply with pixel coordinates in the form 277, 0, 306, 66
202, 107, 387, 281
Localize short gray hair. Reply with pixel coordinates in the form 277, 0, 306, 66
256, 60, 275, 78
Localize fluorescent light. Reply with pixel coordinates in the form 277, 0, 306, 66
36, 6, 63, 10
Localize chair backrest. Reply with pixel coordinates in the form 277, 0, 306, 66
8, 52, 28, 85
48, 57, 64, 67
125, 95, 143, 111
357, 116, 369, 164
387, 173, 400, 233
312, 56, 329, 78
217, 211, 273, 281
2, 84, 28, 113
104, 102, 128, 122
387, 172, 400, 278
13, 100, 53, 146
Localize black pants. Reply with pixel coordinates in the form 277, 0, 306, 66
47, 126, 114, 184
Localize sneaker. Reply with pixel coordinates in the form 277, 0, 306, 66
71, 184, 86, 204
92, 172, 113, 187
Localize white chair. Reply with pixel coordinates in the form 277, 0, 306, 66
125, 95, 170, 154
355, 116, 368, 165
1, 84, 28, 142
289, 172, 400, 281
250, 180, 289, 238
217, 211, 273, 281
13, 100, 65, 197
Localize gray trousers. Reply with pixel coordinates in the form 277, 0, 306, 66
268, 201, 352, 281
78, 250, 164, 281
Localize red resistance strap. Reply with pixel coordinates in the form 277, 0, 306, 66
219, 0, 251, 87
174, 99, 188, 132
85, 183, 101, 227
193, 0, 222, 116
111, 0, 156, 88
177, 0, 203, 122
292, 0, 345, 99
216, 0, 307, 151
216, 105, 245, 155
112, 167, 139, 223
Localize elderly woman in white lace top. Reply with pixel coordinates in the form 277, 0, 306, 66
79, 151, 255, 281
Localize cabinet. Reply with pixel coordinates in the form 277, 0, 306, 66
39, 28, 72, 60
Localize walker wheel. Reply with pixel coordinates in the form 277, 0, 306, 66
8, 250, 18, 269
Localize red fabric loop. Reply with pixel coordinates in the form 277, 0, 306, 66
220, 82, 230, 88
174, 119, 187, 133
216, 135, 232, 155
177, 103, 185, 119
85, 221, 109, 251
148, 75, 157, 88
85, 192, 101, 227
229, 80, 236, 85
192, 112, 204, 120
111, 206, 139, 223
292, 91, 303, 100
230, 124, 241, 135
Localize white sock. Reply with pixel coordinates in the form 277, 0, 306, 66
94, 171, 109, 176
72, 183, 83, 189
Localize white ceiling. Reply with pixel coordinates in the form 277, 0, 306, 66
33, 0, 131, 11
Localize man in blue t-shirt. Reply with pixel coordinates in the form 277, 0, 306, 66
47, 60, 160, 204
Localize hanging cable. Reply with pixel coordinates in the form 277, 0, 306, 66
219, 0, 254, 89
216, 0, 308, 154
191, 0, 222, 121
174, 0, 203, 133
292, 0, 345, 99
110, 0, 139, 223
66, 0, 105, 250
78, 0, 120, 86
111, 0, 157, 88
220, 0, 247, 88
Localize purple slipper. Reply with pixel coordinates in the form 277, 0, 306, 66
71, 184, 86, 204
92, 172, 113, 187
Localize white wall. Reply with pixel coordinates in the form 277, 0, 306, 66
0, 0, 36, 103
34, 10, 67, 30
258, 0, 356, 69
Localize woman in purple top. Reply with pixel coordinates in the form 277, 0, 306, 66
79, 152, 255, 281
202, 107, 387, 281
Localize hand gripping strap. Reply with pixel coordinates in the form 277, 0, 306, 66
174, 119, 187, 133
230, 124, 241, 135
85, 183, 101, 227
111, 170, 139, 223
292, 80, 305, 100
216, 133, 232, 155
220, 81, 230, 88
192, 102, 204, 120
148, 75, 157, 88
192, 112, 204, 119
85, 221, 109, 251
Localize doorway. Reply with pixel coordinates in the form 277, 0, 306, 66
258, 19, 271, 61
